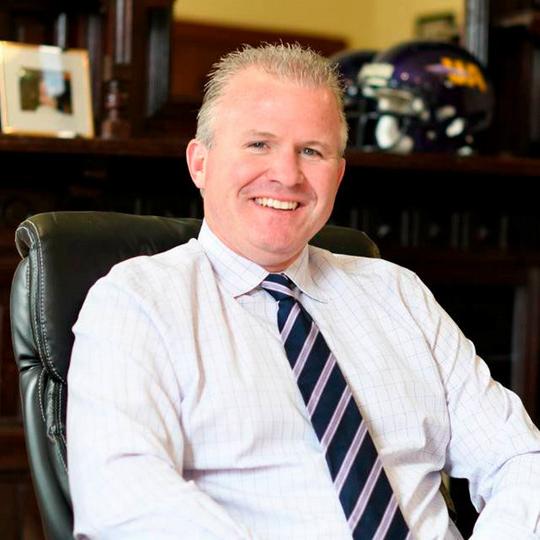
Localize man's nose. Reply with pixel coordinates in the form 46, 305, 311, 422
270, 148, 304, 186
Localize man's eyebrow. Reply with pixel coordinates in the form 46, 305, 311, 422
303, 139, 328, 148
243, 130, 278, 139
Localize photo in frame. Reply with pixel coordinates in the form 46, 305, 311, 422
415, 12, 459, 43
0, 41, 94, 138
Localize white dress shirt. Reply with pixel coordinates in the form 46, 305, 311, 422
67, 220, 540, 540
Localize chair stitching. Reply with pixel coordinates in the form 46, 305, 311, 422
18, 224, 33, 291
53, 426, 68, 472
19, 225, 47, 424
24, 222, 47, 371
55, 384, 68, 471
25, 220, 66, 384
25, 251, 31, 289
38, 369, 46, 423
57, 384, 67, 447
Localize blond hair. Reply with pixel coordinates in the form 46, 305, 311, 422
196, 43, 348, 154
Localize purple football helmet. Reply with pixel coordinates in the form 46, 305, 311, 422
356, 41, 494, 154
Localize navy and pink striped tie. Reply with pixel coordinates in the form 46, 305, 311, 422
261, 273, 410, 539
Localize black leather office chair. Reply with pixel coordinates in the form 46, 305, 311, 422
9, 211, 380, 539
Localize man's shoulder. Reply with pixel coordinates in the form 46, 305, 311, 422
75, 239, 211, 332
99, 238, 208, 293
309, 245, 436, 319
309, 244, 416, 282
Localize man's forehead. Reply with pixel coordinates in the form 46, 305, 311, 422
222, 66, 319, 95
212, 67, 345, 152
220, 69, 335, 113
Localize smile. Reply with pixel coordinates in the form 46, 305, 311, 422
254, 197, 299, 211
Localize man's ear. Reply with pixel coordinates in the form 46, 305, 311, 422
186, 139, 208, 189
337, 157, 346, 187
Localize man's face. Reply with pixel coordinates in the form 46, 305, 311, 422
187, 67, 346, 271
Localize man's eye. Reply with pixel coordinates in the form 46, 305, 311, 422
302, 147, 322, 158
248, 141, 268, 150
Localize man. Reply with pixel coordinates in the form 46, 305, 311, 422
67, 44, 540, 539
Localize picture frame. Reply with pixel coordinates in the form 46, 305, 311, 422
415, 12, 459, 43
0, 41, 94, 138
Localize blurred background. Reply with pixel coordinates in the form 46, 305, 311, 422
0, 0, 538, 537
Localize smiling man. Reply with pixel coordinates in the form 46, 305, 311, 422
186, 63, 346, 271
67, 44, 540, 540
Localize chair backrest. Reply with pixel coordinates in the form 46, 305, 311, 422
10, 211, 379, 539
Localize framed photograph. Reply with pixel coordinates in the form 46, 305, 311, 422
0, 41, 94, 138
415, 12, 459, 43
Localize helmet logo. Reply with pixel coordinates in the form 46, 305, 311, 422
439, 57, 488, 92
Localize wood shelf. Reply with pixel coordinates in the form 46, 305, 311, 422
344, 150, 540, 177
2, 135, 540, 177
0, 135, 189, 159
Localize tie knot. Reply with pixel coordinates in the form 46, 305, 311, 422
261, 273, 295, 302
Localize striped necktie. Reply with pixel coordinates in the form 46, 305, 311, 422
261, 273, 410, 539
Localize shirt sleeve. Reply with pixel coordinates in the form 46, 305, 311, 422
404, 273, 540, 539
67, 271, 256, 540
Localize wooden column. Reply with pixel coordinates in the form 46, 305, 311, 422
464, 0, 490, 64
101, 0, 172, 138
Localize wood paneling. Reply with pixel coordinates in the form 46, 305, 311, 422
171, 20, 347, 102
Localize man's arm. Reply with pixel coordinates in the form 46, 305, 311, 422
67, 272, 254, 539
443, 339, 540, 539
407, 274, 540, 539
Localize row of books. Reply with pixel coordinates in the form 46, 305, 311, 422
341, 208, 540, 251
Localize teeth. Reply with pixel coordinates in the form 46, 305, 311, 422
254, 197, 298, 210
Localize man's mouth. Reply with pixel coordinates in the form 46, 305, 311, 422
254, 197, 299, 211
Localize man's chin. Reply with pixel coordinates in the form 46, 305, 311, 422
247, 238, 307, 271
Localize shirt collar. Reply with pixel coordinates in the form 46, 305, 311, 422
284, 244, 327, 302
197, 220, 327, 302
